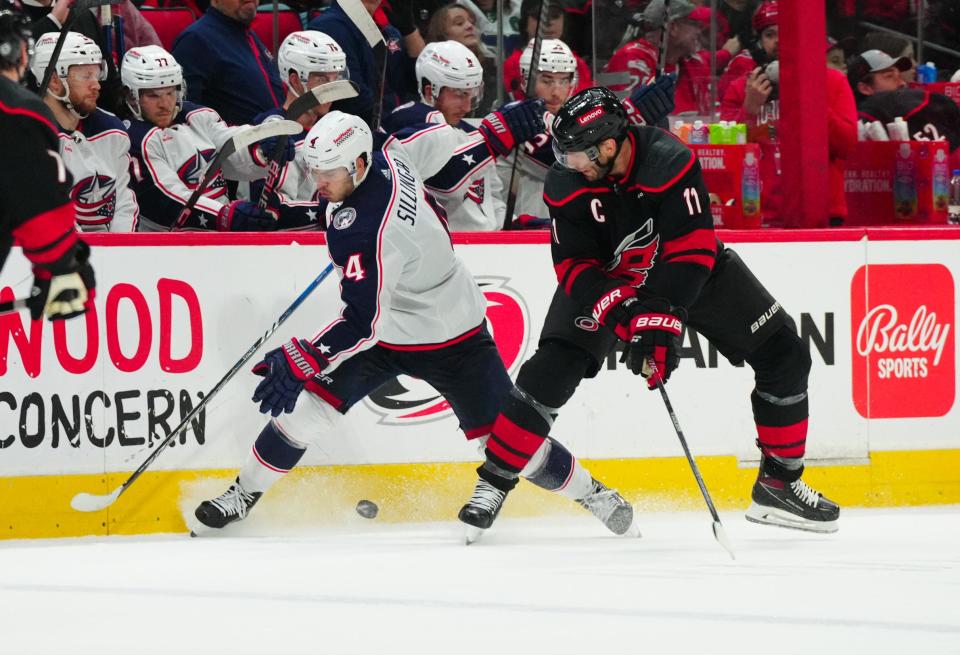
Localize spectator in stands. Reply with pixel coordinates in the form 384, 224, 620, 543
827, 37, 846, 73
503, 0, 592, 102
717, 0, 776, 102
860, 32, 916, 83
21, 0, 125, 114
717, 0, 759, 47
172, 0, 284, 126
847, 49, 910, 104
604, 0, 709, 114
426, 2, 497, 114
308, 0, 418, 127
116, 0, 162, 51
31, 31, 139, 231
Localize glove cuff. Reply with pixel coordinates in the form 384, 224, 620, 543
591, 286, 636, 328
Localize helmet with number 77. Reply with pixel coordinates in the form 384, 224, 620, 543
121, 45, 185, 120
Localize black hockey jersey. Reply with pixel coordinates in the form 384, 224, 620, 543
545, 125, 717, 313
858, 89, 960, 152
0, 77, 78, 272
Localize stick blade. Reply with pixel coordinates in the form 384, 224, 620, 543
310, 79, 359, 105
339, 0, 385, 46
712, 520, 736, 560
70, 488, 121, 513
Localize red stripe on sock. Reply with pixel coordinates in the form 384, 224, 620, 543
757, 419, 808, 458
252, 444, 289, 473
486, 438, 531, 470
463, 424, 493, 440
492, 415, 546, 456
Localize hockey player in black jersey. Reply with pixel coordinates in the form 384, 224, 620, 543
0, 7, 95, 322
460, 87, 840, 538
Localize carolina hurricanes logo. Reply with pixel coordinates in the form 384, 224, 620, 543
362, 278, 530, 426
71, 173, 117, 222
464, 178, 485, 205
606, 218, 660, 287
177, 149, 219, 190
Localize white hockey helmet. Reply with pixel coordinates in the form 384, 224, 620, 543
302, 110, 373, 186
121, 45, 185, 120
31, 31, 106, 84
415, 40, 483, 108
278, 31, 348, 87
519, 38, 577, 87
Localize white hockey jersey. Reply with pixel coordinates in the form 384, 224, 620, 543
381, 101, 505, 232
57, 108, 138, 232
310, 143, 487, 369
125, 102, 270, 231
496, 131, 554, 219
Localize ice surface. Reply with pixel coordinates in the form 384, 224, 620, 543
1, 506, 958, 654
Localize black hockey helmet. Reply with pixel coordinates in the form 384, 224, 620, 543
0, 3, 33, 74
551, 86, 629, 168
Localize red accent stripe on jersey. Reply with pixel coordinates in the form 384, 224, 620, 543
464, 424, 494, 440
544, 185, 613, 207
664, 252, 716, 268
554, 257, 602, 295
0, 99, 58, 136
252, 444, 290, 473
492, 415, 547, 456
662, 229, 716, 258
12, 203, 78, 265
304, 379, 345, 410
247, 32, 281, 107
903, 92, 930, 120
626, 148, 695, 193
379, 324, 483, 351
614, 131, 637, 186
756, 419, 808, 458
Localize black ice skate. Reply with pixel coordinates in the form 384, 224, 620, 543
745, 472, 839, 534
577, 478, 637, 536
458, 478, 509, 545
194, 478, 262, 530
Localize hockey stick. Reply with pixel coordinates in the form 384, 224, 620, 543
172, 119, 302, 230
339, 0, 387, 129
70, 261, 337, 513
656, 0, 672, 79
649, 360, 736, 560
257, 80, 359, 212
37, 0, 122, 97
0, 297, 28, 315
502, 0, 552, 230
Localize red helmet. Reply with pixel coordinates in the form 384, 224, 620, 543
753, 1, 778, 32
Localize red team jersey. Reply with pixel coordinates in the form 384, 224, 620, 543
603, 39, 713, 115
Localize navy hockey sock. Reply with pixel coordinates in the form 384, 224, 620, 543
238, 421, 307, 493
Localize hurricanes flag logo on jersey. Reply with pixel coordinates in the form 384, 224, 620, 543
606, 217, 660, 287
71, 173, 117, 225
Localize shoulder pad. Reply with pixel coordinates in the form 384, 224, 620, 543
631, 127, 695, 192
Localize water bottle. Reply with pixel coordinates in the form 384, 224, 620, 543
893, 143, 918, 220
742, 150, 761, 222
949, 169, 960, 224
690, 120, 709, 144
919, 61, 937, 84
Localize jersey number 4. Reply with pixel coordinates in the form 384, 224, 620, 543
344, 253, 366, 282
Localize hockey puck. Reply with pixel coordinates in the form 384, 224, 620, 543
356, 499, 378, 519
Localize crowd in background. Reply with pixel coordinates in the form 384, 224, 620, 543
10, 0, 960, 232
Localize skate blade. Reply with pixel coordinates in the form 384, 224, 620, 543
745, 502, 839, 534
623, 518, 642, 539
463, 524, 485, 545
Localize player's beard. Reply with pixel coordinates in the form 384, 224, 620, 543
73, 93, 99, 115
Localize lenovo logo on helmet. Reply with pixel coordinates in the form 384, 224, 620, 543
578, 107, 605, 125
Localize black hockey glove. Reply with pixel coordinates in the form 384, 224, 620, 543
602, 292, 685, 389
622, 73, 676, 126
251, 111, 296, 164
27, 240, 96, 322
252, 338, 328, 417
217, 200, 278, 232
479, 98, 546, 158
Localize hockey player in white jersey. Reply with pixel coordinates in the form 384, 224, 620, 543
32, 31, 139, 232
121, 45, 294, 232
194, 111, 634, 537
381, 40, 519, 232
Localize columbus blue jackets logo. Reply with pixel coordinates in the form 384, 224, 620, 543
606, 218, 660, 287
332, 207, 357, 230
464, 178, 485, 205
361, 278, 530, 426
177, 149, 221, 192
71, 173, 117, 224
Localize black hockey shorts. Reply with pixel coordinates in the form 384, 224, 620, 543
539, 247, 789, 374
304, 322, 513, 438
